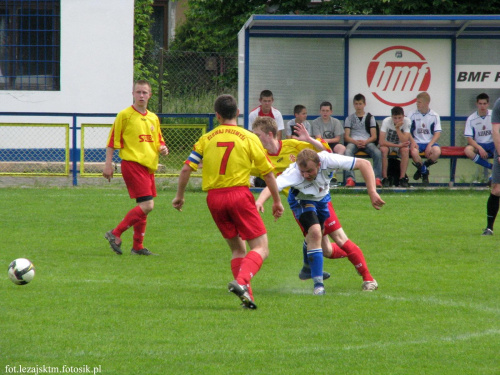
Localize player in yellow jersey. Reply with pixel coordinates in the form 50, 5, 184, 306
103, 80, 169, 256
172, 94, 283, 309
252, 117, 379, 291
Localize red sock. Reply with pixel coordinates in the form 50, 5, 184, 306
132, 217, 147, 250
114, 206, 146, 237
329, 243, 347, 259
231, 258, 243, 278
231, 257, 253, 299
341, 240, 374, 281
236, 251, 263, 286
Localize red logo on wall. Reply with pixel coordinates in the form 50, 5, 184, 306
367, 46, 431, 107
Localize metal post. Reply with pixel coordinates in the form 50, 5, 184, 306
158, 47, 164, 113
72, 114, 78, 186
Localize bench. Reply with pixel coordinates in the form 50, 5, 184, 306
354, 146, 468, 186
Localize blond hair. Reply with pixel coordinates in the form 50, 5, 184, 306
252, 116, 277, 138
416, 92, 430, 103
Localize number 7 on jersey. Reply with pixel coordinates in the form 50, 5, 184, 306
217, 142, 235, 175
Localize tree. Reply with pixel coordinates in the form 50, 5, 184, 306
171, 0, 500, 53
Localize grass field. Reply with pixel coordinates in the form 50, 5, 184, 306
1, 187, 498, 375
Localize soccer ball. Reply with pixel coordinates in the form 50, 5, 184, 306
8, 258, 35, 285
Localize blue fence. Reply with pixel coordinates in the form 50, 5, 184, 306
0, 112, 216, 185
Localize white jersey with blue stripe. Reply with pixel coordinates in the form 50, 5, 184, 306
408, 109, 442, 144
464, 110, 493, 144
276, 151, 356, 201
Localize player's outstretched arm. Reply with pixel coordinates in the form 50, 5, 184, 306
172, 164, 192, 212
354, 158, 385, 210
255, 187, 272, 213
293, 123, 325, 151
261, 172, 284, 220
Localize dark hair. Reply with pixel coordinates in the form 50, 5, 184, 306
391, 106, 404, 116
259, 90, 274, 100
320, 101, 332, 110
214, 94, 238, 120
293, 104, 306, 115
476, 93, 489, 102
353, 93, 366, 103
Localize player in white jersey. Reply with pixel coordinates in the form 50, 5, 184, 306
407, 92, 442, 186
482, 96, 500, 236
464, 93, 494, 170
248, 89, 284, 138
255, 149, 385, 295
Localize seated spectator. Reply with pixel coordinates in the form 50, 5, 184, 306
311, 101, 346, 155
344, 93, 382, 188
286, 104, 312, 139
408, 92, 442, 186
248, 89, 284, 139
464, 93, 494, 171
379, 106, 411, 187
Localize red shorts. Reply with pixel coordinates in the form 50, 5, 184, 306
207, 186, 266, 241
294, 200, 342, 237
121, 160, 156, 199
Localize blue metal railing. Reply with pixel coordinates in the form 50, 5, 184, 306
0, 112, 216, 186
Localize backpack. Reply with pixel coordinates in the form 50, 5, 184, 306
365, 113, 380, 146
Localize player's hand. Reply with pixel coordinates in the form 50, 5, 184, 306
369, 192, 385, 210
172, 197, 184, 212
255, 200, 265, 214
102, 164, 114, 182
478, 147, 488, 159
292, 123, 310, 141
159, 145, 169, 156
272, 202, 284, 221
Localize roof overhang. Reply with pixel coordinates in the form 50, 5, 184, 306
241, 15, 500, 38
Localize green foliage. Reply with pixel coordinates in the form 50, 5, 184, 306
134, 0, 167, 112
1, 188, 499, 374
171, 0, 500, 54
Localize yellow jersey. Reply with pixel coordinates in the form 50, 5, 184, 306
251, 138, 331, 196
107, 106, 165, 173
252, 138, 331, 177
185, 124, 274, 191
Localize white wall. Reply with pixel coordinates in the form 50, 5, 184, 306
0, 0, 134, 116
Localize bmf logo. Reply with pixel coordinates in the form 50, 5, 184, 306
367, 45, 431, 107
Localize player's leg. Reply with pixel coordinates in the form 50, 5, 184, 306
288, 194, 328, 294
328, 227, 377, 290
105, 161, 152, 255
300, 213, 325, 295
130, 198, 156, 255
421, 144, 440, 185
398, 146, 410, 187
344, 143, 358, 186
411, 143, 424, 180
468, 143, 493, 169
292, 201, 332, 281
226, 235, 256, 305
214, 187, 266, 308
380, 146, 391, 187
366, 142, 383, 183
484, 153, 500, 235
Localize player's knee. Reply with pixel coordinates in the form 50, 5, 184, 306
137, 196, 154, 214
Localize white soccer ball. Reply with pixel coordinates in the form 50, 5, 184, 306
8, 258, 35, 285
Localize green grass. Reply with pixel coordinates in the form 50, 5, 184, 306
0, 187, 498, 375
